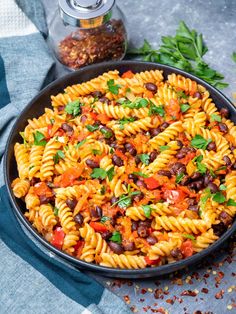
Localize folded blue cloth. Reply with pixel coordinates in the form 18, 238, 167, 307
0, 1, 130, 313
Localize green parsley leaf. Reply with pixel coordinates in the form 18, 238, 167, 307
176, 172, 185, 184
107, 166, 115, 181
177, 91, 188, 99
227, 198, 236, 206
100, 127, 113, 139
183, 234, 196, 241
191, 134, 212, 150
212, 192, 226, 204
53, 150, 65, 164
91, 168, 107, 180
180, 103, 190, 113
117, 196, 132, 209
100, 216, 110, 223
132, 171, 149, 178
159, 145, 170, 151
196, 161, 207, 174
54, 207, 59, 216
209, 168, 216, 178
109, 231, 122, 243
216, 166, 227, 172
33, 131, 47, 146
50, 118, 55, 125
20, 132, 28, 146
92, 149, 102, 155
109, 147, 115, 154
86, 124, 99, 132
219, 184, 227, 191
142, 205, 152, 218
210, 114, 221, 122
200, 188, 211, 206
29, 165, 34, 170
119, 117, 136, 126
75, 139, 87, 149
139, 154, 150, 165
148, 103, 165, 116
100, 185, 106, 195
107, 79, 121, 95
122, 98, 149, 109
65, 100, 82, 116
192, 154, 203, 163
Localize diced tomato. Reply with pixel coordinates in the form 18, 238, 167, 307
145, 256, 160, 266
144, 90, 154, 99
163, 189, 186, 204
82, 105, 90, 114
151, 190, 162, 201
179, 152, 196, 165
121, 70, 134, 79
51, 227, 65, 249
74, 240, 85, 258
55, 129, 65, 137
166, 99, 181, 119
77, 131, 87, 142
181, 239, 193, 258
178, 186, 197, 198
90, 221, 108, 233
89, 112, 98, 120
34, 182, 53, 197
115, 149, 127, 161
60, 167, 84, 187
144, 177, 160, 190
96, 113, 111, 124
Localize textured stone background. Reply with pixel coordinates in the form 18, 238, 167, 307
42, 1, 236, 313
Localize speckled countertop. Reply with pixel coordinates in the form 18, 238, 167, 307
42, 1, 236, 313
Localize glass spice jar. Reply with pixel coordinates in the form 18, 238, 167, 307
49, 0, 128, 70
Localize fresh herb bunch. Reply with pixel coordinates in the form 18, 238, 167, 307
128, 21, 228, 89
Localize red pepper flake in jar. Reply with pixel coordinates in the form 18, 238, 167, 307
180, 290, 197, 297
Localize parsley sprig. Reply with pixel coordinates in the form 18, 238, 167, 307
128, 21, 228, 89
65, 100, 82, 116
107, 79, 121, 95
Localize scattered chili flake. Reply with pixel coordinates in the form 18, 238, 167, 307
215, 289, 224, 299
201, 288, 209, 294
141, 288, 147, 294
180, 289, 197, 297
166, 298, 174, 305
123, 295, 130, 304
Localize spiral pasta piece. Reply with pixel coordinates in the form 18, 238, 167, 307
39, 204, 57, 229
14, 143, 30, 179
193, 229, 219, 253
100, 253, 147, 269
11, 178, 30, 198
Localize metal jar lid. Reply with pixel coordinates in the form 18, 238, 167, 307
59, 0, 115, 28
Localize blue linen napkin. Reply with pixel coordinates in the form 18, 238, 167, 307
0, 1, 130, 313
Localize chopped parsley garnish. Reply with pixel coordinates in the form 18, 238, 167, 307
132, 171, 149, 178
212, 192, 226, 204
219, 184, 227, 191
100, 185, 106, 195
92, 149, 102, 155
175, 172, 185, 184
75, 139, 87, 149
210, 114, 221, 122
109, 231, 122, 243
122, 98, 149, 109
107, 166, 115, 181
53, 150, 65, 164
191, 135, 212, 150
183, 234, 196, 241
139, 154, 150, 165
54, 207, 59, 216
180, 103, 190, 113
107, 79, 121, 95
177, 91, 188, 99
33, 131, 47, 146
196, 161, 207, 174
86, 124, 99, 132
159, 145, 170, 151
100, 128, 113, 139
227, 198, 236, 206
100, 216, 110, 224
91, 168, 107, 180
148, 103, 165, 116
111, 191, 140, 208
142, 205, 152, 218
65, 100, 82, 116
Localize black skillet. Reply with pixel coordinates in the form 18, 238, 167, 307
4, 61, 236, 278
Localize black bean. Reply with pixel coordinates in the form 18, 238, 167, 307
191, 172, 202, 180
74, 213, 83, 225
220, 107, 229, 118
218, 122, 228, 134
157, 170, 172, 178
66, 198, 77, 209
177, 140, 183, 148
144, 82, 157, 93
232, 163, 236, 170
39, 195, 51, 205
150, 127, 161, 137
61, 123, 73, 135
212, 222, 227, 236
135, 155, 141, 164
125, 143, 137, 156
219, 211, 233, 226
230, 145, 236, 151
58, 105, 65, 111
132, 191, 144, 203
99, 96, 110, 104
176, 151, 185, 159
146, 236, 157, 245
223, 155, 231, 166
101, 231, 113, 240
160, 122, 169, 131
91, 90, 103, 98
116, 146, 126, 154
105, 136, 115, 145
123, 241, 135, 251
189, 205, 199, 212
207, 141, 217, 151
112, 154, 124, 167
108, 242, 124, 254
203, 173, 213, 187
207, 182, 219, 193
136, 179, 147, 188
189, 179, 203, 191
149, 151, 158, 162
100, 126, 114, 138
86, 159, 99, 169
193, 92, 202, 99
170, 248, 183, 259
96, 206, 103, 218
170, 162, 186, 175
30, 177, 40, 186
139, 220, 151, 228
131, 221, 139, 231
111, 196, 119, 205
137, 225, 149, 238
128, 173, 138, 181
